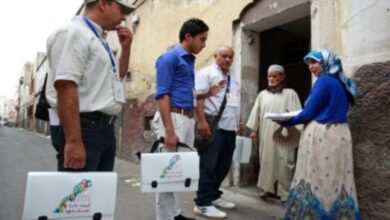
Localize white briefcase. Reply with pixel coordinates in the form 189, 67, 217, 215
140, 151, 199, 193
233, 136, 252, 163
22, 172, 117, 220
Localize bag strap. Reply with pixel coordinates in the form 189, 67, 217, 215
150, 136, 192, 153
42, 73, 48, 95
213, 75, 230, 125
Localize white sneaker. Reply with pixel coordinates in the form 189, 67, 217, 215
193, 205, 227, 219
212, 197, 236, 209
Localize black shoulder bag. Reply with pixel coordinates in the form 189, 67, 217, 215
35, 73, 51, 121
194, 76, 230, 150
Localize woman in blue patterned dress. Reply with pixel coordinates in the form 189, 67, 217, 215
281, 49, 361, 220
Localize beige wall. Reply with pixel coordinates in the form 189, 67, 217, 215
20, 63, 33, 109
311, 0, 390, 75
123, 0, 252, 101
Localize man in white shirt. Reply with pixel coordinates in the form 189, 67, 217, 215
46, 0, 134, 171
193, 46, 240, 219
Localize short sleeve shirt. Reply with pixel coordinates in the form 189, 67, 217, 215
46, 16, 121, 115
195, 64, 241, 131
155, 45, 196, 110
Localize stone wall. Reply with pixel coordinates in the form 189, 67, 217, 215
119, 95, 157, 162
349, 61, 390, 219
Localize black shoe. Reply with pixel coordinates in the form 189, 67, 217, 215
174, 214, 195, 220
258, 192, 279, 200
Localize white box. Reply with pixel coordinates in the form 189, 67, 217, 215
22, 172, 117, 220
140, 152, 199, 193
233, 136, 253, 163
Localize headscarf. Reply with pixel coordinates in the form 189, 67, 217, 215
303, 49, 359, 103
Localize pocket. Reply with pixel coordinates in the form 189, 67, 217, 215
80, 117, 103, 132
194, 115, 216, 151
50, 126, 65, 148
205, 114, 218, 136
171, 112, 186, 128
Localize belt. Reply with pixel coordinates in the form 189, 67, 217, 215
171, 108, 194, 118
80, 111, 117, 125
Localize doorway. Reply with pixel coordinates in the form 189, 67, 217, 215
259, 16, 311, 104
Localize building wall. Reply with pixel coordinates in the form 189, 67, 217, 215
311, 0, 390, 73
343, 0, 390, 70
116, 0, 390, 217
19, 63, 33, 129
0, 96, 14, 121
120, 0, 252, 158
0, 96, 8, 119
125, 0, 252, 101
348, 61, 390, 220
231, 22, 261, 186
234, 0, 390, 218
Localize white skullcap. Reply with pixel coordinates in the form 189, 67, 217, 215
267, 64, 285, 74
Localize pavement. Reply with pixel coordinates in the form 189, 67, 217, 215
0, 127, 285, 220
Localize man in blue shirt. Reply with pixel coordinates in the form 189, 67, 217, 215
155, 18, 209, 220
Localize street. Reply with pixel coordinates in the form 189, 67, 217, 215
0, 127, 283, 220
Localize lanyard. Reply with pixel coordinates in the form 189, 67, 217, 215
83, 16, 117, 74
226, 75, 231, 92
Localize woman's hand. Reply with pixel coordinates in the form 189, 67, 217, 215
272, 120, 283, 126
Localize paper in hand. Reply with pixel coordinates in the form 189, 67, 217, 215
264, 110, 302, 121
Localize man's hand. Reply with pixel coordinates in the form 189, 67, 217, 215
64, 141, 86, 169
237, 122, 244, 136
116, 25, 133, 50
208, 79, 226, 97
54, 80, 85, 170
164, 130, 178, 152
249, 131, 257, 142
198, 120, 211, 139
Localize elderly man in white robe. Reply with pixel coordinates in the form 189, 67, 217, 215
246, 64, 302, 202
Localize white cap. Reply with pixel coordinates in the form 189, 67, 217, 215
267, 64, 285, 74
84, 0, 135, 14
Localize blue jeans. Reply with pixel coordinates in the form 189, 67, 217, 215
195, 128, 236, 206
50, 116, 116, 172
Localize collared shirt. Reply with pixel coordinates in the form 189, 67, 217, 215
284, 74, 349, 126
155, 45, 196, 110
195, 64, 241, 131
46, 16, 121, 115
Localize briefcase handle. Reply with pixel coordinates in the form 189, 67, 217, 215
149, 136, 192, 153
37, 212, 102, 220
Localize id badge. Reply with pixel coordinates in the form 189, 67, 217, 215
112, 78, 126, 103
227, 93, 238, 107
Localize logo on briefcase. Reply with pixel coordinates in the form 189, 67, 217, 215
160, 154, 183, 179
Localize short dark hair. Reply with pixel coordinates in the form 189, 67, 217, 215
179, 18, 209, 42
